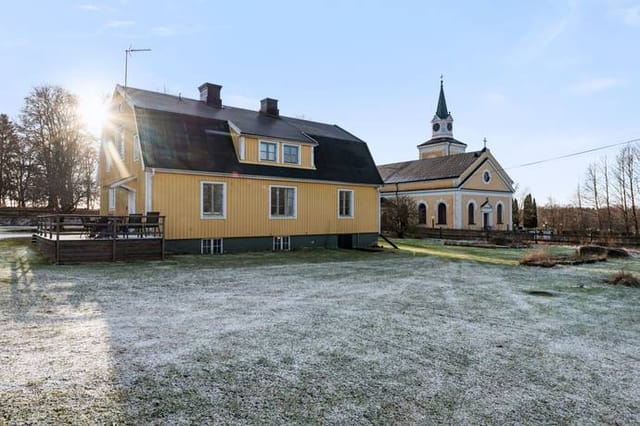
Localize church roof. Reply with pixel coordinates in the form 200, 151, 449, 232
417, 136, 467, 148
377, 151, 483, 184
436, 81, 449, 119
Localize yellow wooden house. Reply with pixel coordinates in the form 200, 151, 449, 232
378, 81, 514, 230
99, 82, 382, 253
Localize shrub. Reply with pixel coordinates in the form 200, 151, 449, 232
520, 250, 556, 267
606, 271, 640, 288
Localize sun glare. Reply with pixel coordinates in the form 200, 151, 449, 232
78, 95, 109, 137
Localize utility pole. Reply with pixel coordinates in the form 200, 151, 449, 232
124, 46, 151, 88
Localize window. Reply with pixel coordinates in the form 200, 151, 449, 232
418, 203, 426, 225
497, 203, 504, 224
273, 236, 290, 251
468, 203, 476, 225
239, 137, 246, 160
437, 203, 447, 225
201, 238, 223, 254
338, 190, 354, 218
270, 186, 296, 218
483, 170, 491, 184
260, 141, 277, 162
108, 188, 115, 211
105, 139, 112, 172
118, 128, 125, 159
283, 144, 299, 164
201, 182, 226, 218
133, 134, 140, 162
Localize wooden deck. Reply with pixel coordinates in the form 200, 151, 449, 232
34, 214, 165, 264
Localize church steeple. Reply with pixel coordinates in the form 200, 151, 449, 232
436, 79, 449, 119
417, 78, 466, 160
430, 78, 453, 139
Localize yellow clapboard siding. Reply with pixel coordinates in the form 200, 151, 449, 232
151, 172, 379, 239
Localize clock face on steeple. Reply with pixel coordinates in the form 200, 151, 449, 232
432, 123, 440, 132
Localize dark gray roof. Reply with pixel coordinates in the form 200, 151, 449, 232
378, 151, 483, 184
417, 136, 467, 148
436, 81, 450, 119
135, 107, 382, 185
119, 85, 359, 143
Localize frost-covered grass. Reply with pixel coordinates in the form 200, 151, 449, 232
1, 238, 639, 424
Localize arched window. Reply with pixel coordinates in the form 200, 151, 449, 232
468, 203, 475, 225
418, 203, 426, 225
437, 203, 447, 225
497, 203, 504, 224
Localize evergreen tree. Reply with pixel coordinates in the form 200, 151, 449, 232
523, 193, 537, 228
532, 197, 538, 228
0, 114, 19, 206
512, 198, 520, 228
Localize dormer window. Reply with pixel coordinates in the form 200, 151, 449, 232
283, 144, 299, 164
260, 141, 277, 162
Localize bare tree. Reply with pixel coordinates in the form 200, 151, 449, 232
614, 150, 631, 233
623, 145, 639, 235
381, 196, 418, 238
583, 162, 602, 230
600, 156, 613, 232
20, 86, 96, 212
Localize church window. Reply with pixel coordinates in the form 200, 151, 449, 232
437, 203, 447, 225
468, 203, 475, 225
483, 170, 491, 184
418, 203, 426, 225
497, 203, 504, 224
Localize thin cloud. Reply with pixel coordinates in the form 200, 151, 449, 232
106, 20, 135, 28
568, 77, 622, 94
1, 38, 29, 49
510, 17, 570, 64
79, 3, 101, 11
614, 5, 640, 25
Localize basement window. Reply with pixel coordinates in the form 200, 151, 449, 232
273, 236, 290, 251
201, 238, 223, 254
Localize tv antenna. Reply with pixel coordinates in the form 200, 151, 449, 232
124, 46, 151, 88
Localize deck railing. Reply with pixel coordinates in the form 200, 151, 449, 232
35, 214, 165, 241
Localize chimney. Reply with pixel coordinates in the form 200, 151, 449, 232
198, 83, 222, 108
260, 98, 279, 117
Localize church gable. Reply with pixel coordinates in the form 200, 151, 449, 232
459, 153, 513, 192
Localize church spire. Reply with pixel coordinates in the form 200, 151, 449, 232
436, 77, 449, 119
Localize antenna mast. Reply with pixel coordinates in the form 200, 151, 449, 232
124, 46, 151, 88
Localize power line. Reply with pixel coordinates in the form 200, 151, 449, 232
505, 137, 640, 170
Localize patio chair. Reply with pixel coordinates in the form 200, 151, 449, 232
80, 216, 97, 239
145, 212, 160, 237
126, 214, 143, 238
94, 217, 111, 239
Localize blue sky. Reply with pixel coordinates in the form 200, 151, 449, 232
1, 0, 639, 203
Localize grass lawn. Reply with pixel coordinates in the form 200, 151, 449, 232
1, 238, 639, 424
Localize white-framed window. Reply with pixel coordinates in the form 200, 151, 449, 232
133, 134, 140, 162
338, 189, 354, 218
273, 236, 290, 251
260, 141, 277, 162
201, 181, 226, 219
282, 144, 300, 164
239, 136, 246, 160
104, 139, 112, 172
201, 238, 223, 254
269, 186, 296, 218
108, 188, 115, 211
118, 128, 125, 159
497, 202, 504, 224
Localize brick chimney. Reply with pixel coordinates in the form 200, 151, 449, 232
198, 83, 222, 108
260, 98, 279, 117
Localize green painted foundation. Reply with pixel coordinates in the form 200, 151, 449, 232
165, 233, 379, 255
